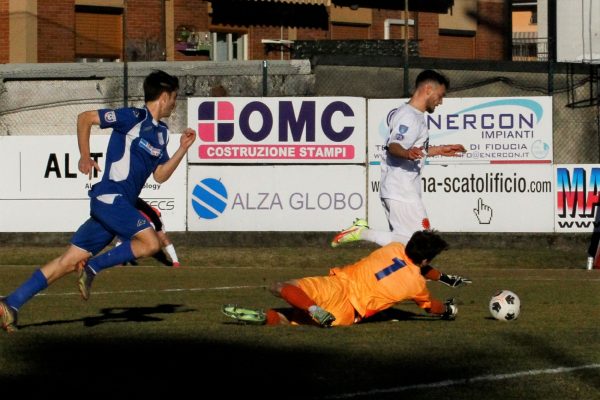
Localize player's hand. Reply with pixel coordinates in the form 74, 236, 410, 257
440, 144, 466, 157
441, 298, 458, 320
407, 146, 425, 160
180, 128, 196, 150
78, 157, 101, 180
439, 273, 472, 288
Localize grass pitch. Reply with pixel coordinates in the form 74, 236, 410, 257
0, 243, 599, 398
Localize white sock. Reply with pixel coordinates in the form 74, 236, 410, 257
163, 243, 179, 263
360, 229, 410, 246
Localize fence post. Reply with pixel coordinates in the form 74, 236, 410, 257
403, 2, 410, 98
123, 0, 128, 107
262, 60, 268, 96
547, 0, 556, 94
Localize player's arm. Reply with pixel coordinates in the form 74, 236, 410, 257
386, 142, 424, 160
427, 144, 466, 157
413, 290, 458, 320
421, 265, 472, 288
153, 128, 196, 183
77, 110, 101, 177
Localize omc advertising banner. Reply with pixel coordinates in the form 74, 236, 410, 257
187, 97, 366, 164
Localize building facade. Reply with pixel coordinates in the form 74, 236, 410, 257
0, 0, 508, 64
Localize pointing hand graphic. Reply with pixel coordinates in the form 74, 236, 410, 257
474, 198, 493, 224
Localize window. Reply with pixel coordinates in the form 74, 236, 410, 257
75, 6, 123, 61
212, 32, 247, 61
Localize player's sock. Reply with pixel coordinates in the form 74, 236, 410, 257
360, 230, 410, 247
152, 250, 173, 267
163, 244, 179, 264
88, 240, 135, 273
280, 284, 315, 311
265, 309, 284, 325
5, 269, 48, 310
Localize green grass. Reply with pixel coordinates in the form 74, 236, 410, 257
0, 245, 599, 398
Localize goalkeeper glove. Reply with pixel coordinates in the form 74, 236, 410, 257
441, 298, 458, 320
439, 273, 472, 288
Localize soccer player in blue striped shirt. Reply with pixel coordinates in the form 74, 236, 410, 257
0, 70, 195, 332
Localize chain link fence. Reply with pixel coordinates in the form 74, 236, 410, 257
1, 59, 598, 164
312, 59, 600, 164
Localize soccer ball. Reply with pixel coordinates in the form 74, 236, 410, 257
489, 290, 520, 321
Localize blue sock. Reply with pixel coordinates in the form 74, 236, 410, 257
88, 241, 135, 274
5, 269, 48, 311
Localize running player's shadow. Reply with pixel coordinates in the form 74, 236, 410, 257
18, 304, 195, 329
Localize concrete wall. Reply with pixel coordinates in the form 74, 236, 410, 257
0, 60, 313, 136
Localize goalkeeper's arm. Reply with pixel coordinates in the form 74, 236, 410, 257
421, 266, 472, 288
439, 272, 472, 288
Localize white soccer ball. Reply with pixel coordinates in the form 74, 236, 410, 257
489, 290, 521, 321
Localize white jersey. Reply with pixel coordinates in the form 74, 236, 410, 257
380, 102, 429, 202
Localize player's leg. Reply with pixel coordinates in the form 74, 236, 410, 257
349, 199, 410, 246
1, 224, 100, 331
330, 218, 369, 247
271, 278, 337, 327
157, 230, 179, 267
587, 231, 600, 269
389, 198, 430, 233
1, 250, 81, 332
221, 282, 330, 326
139, 200, 179, 267
362, 198, 426, 246
295, 277, 357, 326
85, 198, 151, 273
77, 197, 159, 300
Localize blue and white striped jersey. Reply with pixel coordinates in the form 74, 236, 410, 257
90, 107, 170, 204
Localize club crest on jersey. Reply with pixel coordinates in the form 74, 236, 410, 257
104, 111, 116, 123
394, 124, 409, 141
139, 138, 162, 157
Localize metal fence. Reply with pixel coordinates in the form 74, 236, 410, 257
512, 35, 548, 62
311, 58, 600, 164
0, 58, 598, 164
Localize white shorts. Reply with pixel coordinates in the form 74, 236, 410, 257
381, 198, 430, 238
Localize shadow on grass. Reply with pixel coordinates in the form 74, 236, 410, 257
2, 312, 599, 399
363, 308, 442, 323
17, 304, 195, 329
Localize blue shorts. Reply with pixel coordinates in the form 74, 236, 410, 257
71, 195, 151, 255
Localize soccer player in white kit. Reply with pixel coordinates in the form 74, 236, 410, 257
332, 70, 466, 247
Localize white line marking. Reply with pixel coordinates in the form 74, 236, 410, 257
35, 285, 263, 297
326, 363, 600, 399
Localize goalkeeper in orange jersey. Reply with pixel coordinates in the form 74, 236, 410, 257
222, 230, 471, 327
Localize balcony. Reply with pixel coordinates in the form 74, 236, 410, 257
512, 33, 548, 62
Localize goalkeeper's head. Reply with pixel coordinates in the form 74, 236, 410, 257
405, 230, 449, 265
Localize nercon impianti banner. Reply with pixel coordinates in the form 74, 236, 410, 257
0, 135, 186, 232
555, 164, 600, 233
368, 97, 553, 165
368, 164, 554, 232
187, 97, 366, 164
187, 165, 366, 231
